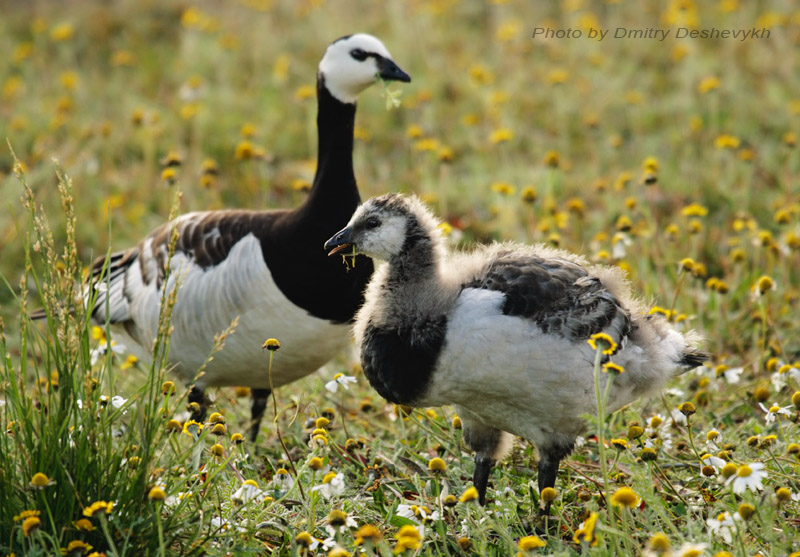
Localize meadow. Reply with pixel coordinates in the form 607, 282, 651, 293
1, 0, 799, 555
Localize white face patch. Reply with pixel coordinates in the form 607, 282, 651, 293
318, 33, 394, 104
357, 214, 408, 260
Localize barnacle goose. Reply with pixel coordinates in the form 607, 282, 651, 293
325, 193, 708, 508
86, 35, 410, 442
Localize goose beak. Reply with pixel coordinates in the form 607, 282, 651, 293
324, 227, 354, 256
377, 57, 411, 83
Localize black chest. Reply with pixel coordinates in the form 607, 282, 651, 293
360, 316, 447, 405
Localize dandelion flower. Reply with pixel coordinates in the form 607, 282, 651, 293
587, 332, 617, 355
325, 373, 357, 393
573, 511, 598, 546
22, 516, 41, 537
83, 501, 114, 517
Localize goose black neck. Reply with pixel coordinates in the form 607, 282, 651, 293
388, 234, 439, 285
303, 76, 359, 214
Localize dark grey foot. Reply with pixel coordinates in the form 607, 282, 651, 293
473, 455, 496, 506
249, 388, 271, 443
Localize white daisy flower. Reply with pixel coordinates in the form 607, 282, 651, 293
706, 511, 739, 544
701, 454, 726, 472
758, 402, 792, 424
310, 472, 345, 499
670, 409, 688, 426
727, 462, 767, 494
676, 541, 708, 556
111, 395, 128, 408
232, 480, 263, 505
719, 366, 743, 384
270, 468, 294, 495
325, 373, 357, 393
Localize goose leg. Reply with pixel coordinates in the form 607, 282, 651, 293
473, 455, 496, 506
537, 440, 575, 515
249, 388, 271, 443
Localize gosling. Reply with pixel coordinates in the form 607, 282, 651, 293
325, 193, 708, 508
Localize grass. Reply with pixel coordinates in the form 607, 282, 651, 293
1, 0, 800, 555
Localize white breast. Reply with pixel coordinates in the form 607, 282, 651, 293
111, 234, 349, 389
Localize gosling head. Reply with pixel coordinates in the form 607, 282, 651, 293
324, 194, 440, 262
319, 34, 411, 104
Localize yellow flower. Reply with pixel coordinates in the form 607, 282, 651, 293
753, 275, 775, 297
489, 128, 513, 144
295, 85, 315, 101
235, 140, 255, 161
491, 181, 515, 196
161, 168, 177, 184
451, 415, 462, 429
355, 524, 382, 545
263, 338, 280, 351
148, 486, 166, 501
587, 332, 618, 355
681, 203, 708, 217
295, 532, 313, 546
328, 547, 351, 557
437, 146, 454, 162
698, 76, 720, 94
496, 20, 522, 42
120, 354, 138, 370
459, 486, 479, 502
540, 487, 557, 503
547, 68, 569, 85
83, 500, 114, 517
572, 511, 598, 546
111, 49, 136, 67
73, 518, 95, 531
610, 486, 640, 508
30, 472, 54, 489
414, 138, 439, 152
469, 64, 494, 85
428, 457, 446, 473
518, 535, 546, 550
603, 362, 625, 374
22, 516, 41, 537
543, 150, 560, 168
715, 134, 741, 149
50, 22, 75, 41
648, 532, 671, 554
182, 420, 203, 438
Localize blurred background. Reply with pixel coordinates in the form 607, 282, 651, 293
0, 0, 798, 313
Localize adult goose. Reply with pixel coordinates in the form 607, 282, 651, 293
88, 35, 410, 442
325, 194, 708, 508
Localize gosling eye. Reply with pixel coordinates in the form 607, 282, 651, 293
365, 217, 380, 229
350, 48, 368, 62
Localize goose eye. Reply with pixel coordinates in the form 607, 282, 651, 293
350, 48, 368, 62
365, 217, 380, 229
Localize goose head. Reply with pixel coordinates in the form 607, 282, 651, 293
319, 34, 411, 104
325, 194, 440, 261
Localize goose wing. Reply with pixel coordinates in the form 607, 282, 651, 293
464, 252, 633, 347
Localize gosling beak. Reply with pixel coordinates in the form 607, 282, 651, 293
324, 227, 354, 256
377, 57, 411, 83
